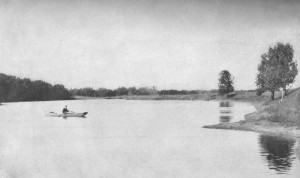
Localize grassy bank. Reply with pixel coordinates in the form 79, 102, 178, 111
74, 90, 282, 101
204, 88, 300, 160
203, 88, 300, 138
126, 94, 207, 100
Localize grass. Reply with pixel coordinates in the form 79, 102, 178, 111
75, 90, 292, 103
125, 90, 284, 101
257, 88, 300, 127
126, 94, 203, 100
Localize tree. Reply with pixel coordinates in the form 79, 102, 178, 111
0, 73, 72, 102
115, 87, 129, 96
218, 70, 234, 95
256, 43, 298, 100
137, 86, 158, 95
50, 84, 72, 100
128, 87, 138, 96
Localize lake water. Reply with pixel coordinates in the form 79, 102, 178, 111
0, 100, 299, 178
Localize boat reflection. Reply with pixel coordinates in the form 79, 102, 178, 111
219, 101, 233, 123
259, 135, 296, 174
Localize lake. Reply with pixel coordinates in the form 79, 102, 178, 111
0, 100, 299, 178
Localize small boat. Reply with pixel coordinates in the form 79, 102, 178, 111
45, 111, 88, 117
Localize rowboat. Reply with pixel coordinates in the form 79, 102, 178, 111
45, 111, 88, 117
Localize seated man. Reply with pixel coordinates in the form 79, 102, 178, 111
62, 105, 69, 114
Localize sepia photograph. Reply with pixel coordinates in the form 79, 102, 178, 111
0, 0, 300, 177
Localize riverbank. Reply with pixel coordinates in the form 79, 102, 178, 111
75, 94, 207, 100
205, 88, 300, 160
74, 90, 273, 101
203, 88, 300, 139
203, 119, 300, 138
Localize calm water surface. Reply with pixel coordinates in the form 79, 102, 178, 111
0, 100, 299, 178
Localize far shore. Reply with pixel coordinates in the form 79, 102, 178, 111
75, 94, 204, 100
74, 90, 276, 101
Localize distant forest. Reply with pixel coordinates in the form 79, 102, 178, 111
69, 87, 257, 98
0, 73, 257, 103
0, 73, 72, 102
70, 87, 200, 97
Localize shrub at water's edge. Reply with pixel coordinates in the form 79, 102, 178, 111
0, 73, 72, 102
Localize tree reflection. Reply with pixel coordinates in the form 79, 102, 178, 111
219, 101, 232, 123
219, 101, 233, 107
259, 135, 296, 174
219, 115, 232, 123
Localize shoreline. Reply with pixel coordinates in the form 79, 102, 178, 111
73, 90, 275, 102
203, 119, 300, 139
203, 97, 300, 161
203, 98, 300, 159
203, 98, 300, 139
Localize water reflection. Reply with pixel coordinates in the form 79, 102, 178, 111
62, 116, 87, 120
219, 115, 232, 123
259, 135, 296, 174
219, 101, 233, 123
219, 101, 233, 107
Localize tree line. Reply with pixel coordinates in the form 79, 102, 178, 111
0, 73, 72, 102
69, 86, 200, 97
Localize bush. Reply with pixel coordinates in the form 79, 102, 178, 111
226, 92, 237, 98
256, 88, 264, 96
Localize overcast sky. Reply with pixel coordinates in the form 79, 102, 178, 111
0, 0, 300, 90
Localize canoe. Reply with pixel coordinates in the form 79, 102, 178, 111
45, 111, 88, 117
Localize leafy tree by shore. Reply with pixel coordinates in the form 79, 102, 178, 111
256, 43, 298, 100
218, 70, 234, 95
0, 73, 72, 102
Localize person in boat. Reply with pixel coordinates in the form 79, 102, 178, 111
62, 105, 69, 114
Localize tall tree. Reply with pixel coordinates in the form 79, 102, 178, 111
218, 70, 234, 95
256, 43, 298, 100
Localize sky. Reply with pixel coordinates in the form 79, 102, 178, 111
0, 0, 300, 90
